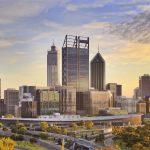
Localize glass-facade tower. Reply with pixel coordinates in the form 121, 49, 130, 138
62, 35, 89, 91
47, 43, 59, 87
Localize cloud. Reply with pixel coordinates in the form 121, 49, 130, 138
64, 0, 111, 11
111, 12, 150, 44
138, 5, 150, 12
0, 0, 60, 24
0, 38, 14, 48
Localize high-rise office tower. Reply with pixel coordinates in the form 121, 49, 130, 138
139, 74, 150, 98
90, 51, 105, 91
47, 43, 59, 87
62, 35, 89, 91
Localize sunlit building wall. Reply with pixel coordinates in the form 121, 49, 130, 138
36, 89, 59, 115
59, 86, 76, 114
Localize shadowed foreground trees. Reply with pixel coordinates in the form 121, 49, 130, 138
113, 124, 150, 150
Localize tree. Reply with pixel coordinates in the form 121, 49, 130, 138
11, 122, 27, 134
39, 133, 48, 140
132, 143, 149, 150
70, 123, 78, 130
5, 114, 14, 118
40, 122, 49, 132
77, 120, 85, 126
85, 120, 93, 129
0, 123, 3, 128
62, 128, 68, 135
18, 126, 27, 134
0, 138, 16, 150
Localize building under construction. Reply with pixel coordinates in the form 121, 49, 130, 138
62, 35, 89, 91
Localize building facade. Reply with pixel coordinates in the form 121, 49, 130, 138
139, 74, 150, 98
19, 85, 36, 102
0, 99, 6, 117
76, 90, 113, 115
47, 43, 59, 87
136, 102, 146, 114
21, 101, 37, 118
4, 89, 19, 116
133, 87, 140, 99
36, 88, 59, 115
0, 79, 1, 99
90, 52, 105, 91
106, 83, 122, 107
59, 86, 76, 114
62, 35, 89, 92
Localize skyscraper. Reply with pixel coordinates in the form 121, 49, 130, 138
90, 51, 105, 91
47, 43, 59, 87
62, 35, 89, 91
139, 74, 150, 98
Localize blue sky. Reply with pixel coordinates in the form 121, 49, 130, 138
0, 0, 150, 97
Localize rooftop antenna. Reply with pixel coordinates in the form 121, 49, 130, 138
52, 39, 55, 46
98, 44, 100, 53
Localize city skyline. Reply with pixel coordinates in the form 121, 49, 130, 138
0, 0, 150, 97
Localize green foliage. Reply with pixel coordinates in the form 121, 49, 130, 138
39, 133, 48, 140
10, 134, 24, 141
11, 122, 27, 134
85, 120, 93, 129
48, 125, 61, 133
5, 114, 14, 118
0, 123, 3, 128
77, 120, 85, 126
17, 141, 46, 150
113, 124, 150, 149
70, 123, 78, 130
30, 138, 37, 143
3, 126, 8, 131
61, 128, 68, 135
40, 122, 49, 132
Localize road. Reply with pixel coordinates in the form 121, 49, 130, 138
0, 130, 63, 150
28, 130, 101, 149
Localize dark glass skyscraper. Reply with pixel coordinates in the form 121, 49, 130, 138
90, 52, 105, 91
139, 74, 150, 97
62, 35, 89, 91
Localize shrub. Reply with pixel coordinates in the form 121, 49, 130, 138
70, 123, 78, 130
10, 134, 24, 141
39, 133, 48, 140
30, 138, 37, 143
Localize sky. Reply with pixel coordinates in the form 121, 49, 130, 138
0, 0, 150, 98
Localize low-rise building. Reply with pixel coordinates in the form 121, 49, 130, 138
36, 88, 59, 115
136, 102, 146, 114
21, 101, 37, 118
4, 89, 19, 117
81, 90, 113, 115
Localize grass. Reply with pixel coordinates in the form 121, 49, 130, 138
17, 141, 47, 150
115, 139, 131, 150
